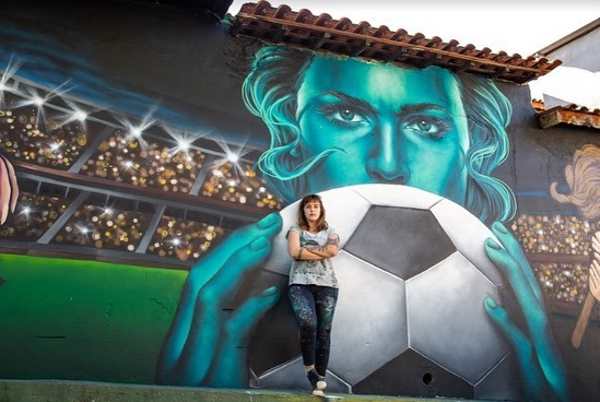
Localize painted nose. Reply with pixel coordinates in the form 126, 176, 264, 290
366, 120, 409, 184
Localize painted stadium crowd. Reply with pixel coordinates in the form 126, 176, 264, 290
0, 93, 279, 261
147, 215, 226, 261
0, 191, 67, 240
512, 214, 598, 256
53, 203, 150, 252
0, 105, 87, 170
82, 131, 206, 194
1, 90, 281, 209
201, 161, 281, 209
512, 215, 599, 306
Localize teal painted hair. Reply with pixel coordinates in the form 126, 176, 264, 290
242, 45, 516, 225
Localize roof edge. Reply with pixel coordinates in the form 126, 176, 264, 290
535, 18, 600, 57
537, 104, 600, 130
232, 1, 561, 84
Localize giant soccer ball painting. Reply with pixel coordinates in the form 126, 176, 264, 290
245, 184, 520, 400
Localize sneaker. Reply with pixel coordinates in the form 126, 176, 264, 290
312, 389, 325, 397
307, 368, 327, 394
316, 377, 327, 391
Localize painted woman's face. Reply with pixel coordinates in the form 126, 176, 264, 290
296, 56, 470, 205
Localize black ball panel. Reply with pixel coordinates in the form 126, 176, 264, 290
344, 206, 456, 280
246, 270, 300, 376
353, 349, 473, 398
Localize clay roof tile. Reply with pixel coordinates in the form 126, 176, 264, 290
233, 1, 560, 83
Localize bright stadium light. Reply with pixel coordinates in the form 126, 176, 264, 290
226, 151, 239, 163
118, 108, 156, 145
19, 206, 32, 217
176, 137, 191, 153
212, 139, 251, 179
32, 96, 45, 107
130, 126, 143, 138
72, 110, 87, 122
76, 224, 90, 235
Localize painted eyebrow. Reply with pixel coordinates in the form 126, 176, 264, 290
297, 90, 372, 121
398, 103, 448, 115
324, 91, 448, 117
323, 90, 376, 115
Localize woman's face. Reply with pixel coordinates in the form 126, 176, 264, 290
303, 200, 321, 226
295, 56, 470, 206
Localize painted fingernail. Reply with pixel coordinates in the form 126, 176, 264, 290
257, 213, 280, 229
485, 238, 501, 250
485, 297, 497, 309
492, 222, 508, 233
250, 237, 269, 250
262, 286, 279, 296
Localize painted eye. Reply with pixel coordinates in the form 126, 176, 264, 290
405, 116, 449, 138
331, 106, 366, 124
416, 119, 433, 132
339, 108, 356, 121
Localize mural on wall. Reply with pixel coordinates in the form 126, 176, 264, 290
152, 45, 566, 401
0, 4, 598, 402
549, 145, 600, 349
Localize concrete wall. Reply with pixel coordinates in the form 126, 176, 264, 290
544, 26, 600, 72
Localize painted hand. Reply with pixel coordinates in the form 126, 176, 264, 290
155, 212, 282, 387
0, 155, 19, 224
484, 222, 568, 402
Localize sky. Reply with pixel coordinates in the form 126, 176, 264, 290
229, 0, 600, 108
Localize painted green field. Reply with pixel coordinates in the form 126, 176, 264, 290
0, 253, 186, 383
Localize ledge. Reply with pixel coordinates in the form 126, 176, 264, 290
537, 105, 600, 130
0, 380, 498, 402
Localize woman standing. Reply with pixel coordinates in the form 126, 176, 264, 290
286, 194, 340, 396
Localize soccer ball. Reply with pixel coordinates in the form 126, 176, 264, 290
244, 184, 520, 400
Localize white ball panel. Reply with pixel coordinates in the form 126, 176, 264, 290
350, 183, 442, 210
329, 250, 409, 385
430, 199, 505, 287
406, 251, 509, 385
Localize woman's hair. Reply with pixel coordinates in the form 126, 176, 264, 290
297, 194, 328, 232
550, 144, 600, 221
242, 45, 516, 225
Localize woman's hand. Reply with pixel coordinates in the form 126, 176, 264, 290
484, 222, 569, 402
155, 212, 282, 387
0, 155, 19, 224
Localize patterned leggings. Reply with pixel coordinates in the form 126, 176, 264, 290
288, 284, 339, 376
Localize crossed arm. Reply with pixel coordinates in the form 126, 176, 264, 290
287, 229, 339, 260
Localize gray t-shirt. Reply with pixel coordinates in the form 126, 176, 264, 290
286, 224, 340, 288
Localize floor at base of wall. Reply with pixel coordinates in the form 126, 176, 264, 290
0, 379, 502, 402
